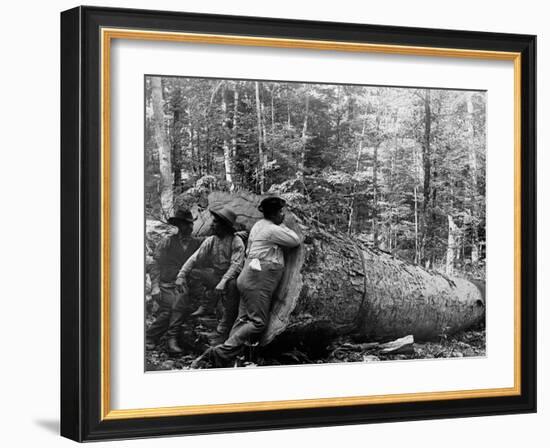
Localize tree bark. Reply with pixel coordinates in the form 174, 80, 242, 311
261, 103, 269, 155
412, 143, 421, 264
150, 77, 173, 216
387, 141, 397, 252
231, 82, 239, 186
347, 116, 367, 235
171, 108, 182, 188
446, 214, 458, 275
335, 86, 342, 151
421, 89, 432, 267
254, 81, 265, 193
221, 87, 234, 190
466, 92, 480, 264
193, 192, 485, 348
299, 91, 310, 176
414, 185, 419, 263
204, 80, 224, 176
270, 85, 276, 136
196, 127, 202, 177
286, 86, 292, 129
372, 142, 379, 245
186, 124, 195, 175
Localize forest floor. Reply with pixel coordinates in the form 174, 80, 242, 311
145, 319, 486, 371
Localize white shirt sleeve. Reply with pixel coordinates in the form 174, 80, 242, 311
266, 223, 301, 248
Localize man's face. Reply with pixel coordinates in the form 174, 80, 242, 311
212, 216, 226, 236
177, 221, 193, 236
271, 208, 285, 225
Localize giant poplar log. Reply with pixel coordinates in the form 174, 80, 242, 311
190, 191, 485, 347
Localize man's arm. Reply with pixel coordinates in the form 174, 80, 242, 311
176, 236, 213, 282
267, 223, 302, 248
220, 237, 246, 283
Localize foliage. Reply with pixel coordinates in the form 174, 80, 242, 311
145, 77, 486, 276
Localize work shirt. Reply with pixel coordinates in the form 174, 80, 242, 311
150, 233, 203, 287
177, 234, 245, 283
246, 219, 301, 267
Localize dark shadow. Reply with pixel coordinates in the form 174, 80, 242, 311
34, 419, 59, 434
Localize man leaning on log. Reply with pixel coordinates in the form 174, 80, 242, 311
166, 206, 246, 354
192, 196, 302, 368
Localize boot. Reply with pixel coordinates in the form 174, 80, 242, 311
167, 337, 183, 355
206, 331, 227, 347
190, 305, 213, 318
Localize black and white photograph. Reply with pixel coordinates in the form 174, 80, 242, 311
53, 3, 538, 443
144, 76, 487, 371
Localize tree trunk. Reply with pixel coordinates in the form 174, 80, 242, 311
171, 108, 182, 188
466, 93, 480, 264
286, 87, 292, 129
335, 86, 342, 151
421, 89, 432, 266
387, 142, 397, 252
299, 92, 310, 176
261, 103, 269, 155
413, 144, 421, 264
446, 215, 458, 275
196, 127, 202, 177
187, 125, 195, 175
231, 83, 239, 186
254, 81, 265, 193
414, 185, 419, 264
270, 85, 276, 136
193, 192, 485, 349
372, 143, 379, 245
204, 80, 224, 176
150, 77, 173, 216
221, 87, 234, 190
347, 116, 367, 235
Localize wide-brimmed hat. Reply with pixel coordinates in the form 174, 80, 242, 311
167, 208, 195, 226
210, 206, 237, 231
258, 196, 286, 214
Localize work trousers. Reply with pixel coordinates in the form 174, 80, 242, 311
203, 260, 284, 367
146, 284, 179, 342
165, 268, 239, 339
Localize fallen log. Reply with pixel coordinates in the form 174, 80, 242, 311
190, 191, 485, 348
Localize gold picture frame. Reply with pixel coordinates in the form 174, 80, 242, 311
61, 5, 536, 441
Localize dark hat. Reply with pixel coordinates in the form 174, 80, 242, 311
167, 208, 195, 226
210, 206, 237, 231
258, 196, 286, 214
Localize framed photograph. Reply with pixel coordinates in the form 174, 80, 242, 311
60, 6, 536, 441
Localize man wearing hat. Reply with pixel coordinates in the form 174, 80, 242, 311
146, 208, 202, 351
165, 205, 246, 353
192, 196, 301, 368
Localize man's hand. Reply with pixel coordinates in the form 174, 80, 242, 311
235, 230, 249, 243
151, 284, 161, 303
175, 276, 187, 293
214, 279, 227, 296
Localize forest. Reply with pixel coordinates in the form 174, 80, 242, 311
145, 76, 486, 277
